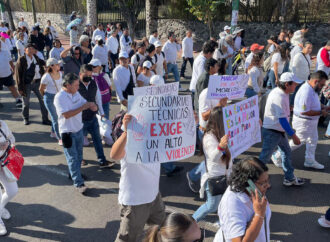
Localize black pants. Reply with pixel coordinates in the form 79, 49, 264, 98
180, 57, 194, 77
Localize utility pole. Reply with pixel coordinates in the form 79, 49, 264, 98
31, 0, 37, 24
231, 0, 240, 33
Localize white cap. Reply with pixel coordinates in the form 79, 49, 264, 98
154, 41, 162, 48
46, 58, 61, 67
143, 61, 152, 69
224, 25, 231, 31
119, 51, 129, 59
150, 75, 165, 86
280, 72, 301, 83
95, 35, 103, 41
89, 59, 102, 67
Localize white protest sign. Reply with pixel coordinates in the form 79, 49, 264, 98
222, 95, 261, 159
126, 95, 196, 164
133, 82, 179, 96
207, 74, 249, 100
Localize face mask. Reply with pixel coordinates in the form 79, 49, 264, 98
82, 76, 92, 83
98, 40, 103, 45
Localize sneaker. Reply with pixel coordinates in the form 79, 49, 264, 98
50, 132, 57, 139
99, 161, 116, 168
42, 120, 52, 126
15, 99, 22, 108
186, 172, 199, 194
58, 139, 63, 146
304, 160, 324, 170
76, 184, 87, 194
1, 208, 10, 220
166, 166, 184, 177
283, 177, 305, 186
23, 119, 30, 125
271, 152, 282, 168
81, 160, 88, 166
0, 218, 7, 236
83, 136, 90, 146
318, 215, 330, 228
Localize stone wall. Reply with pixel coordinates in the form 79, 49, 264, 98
157, 19, 330, 51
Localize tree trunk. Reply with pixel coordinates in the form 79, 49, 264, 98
2, 0, 15, 30
31, 0, 37, 24
86, 0, 97, 26
126, 17, 137, 40
146, 0, 158, 37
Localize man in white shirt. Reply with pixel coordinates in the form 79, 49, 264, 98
274, 71, 329, 170
180, 30, 194, 79
54, 72, 97, 194
113, 51, 136, 111
259, 72, 305, 186
316, 41, 330, 76
131, 42, 146, 70
162, 32, 183, 90
46, 20, 58, 39
120, 28, 132, 53
0, 22, 8, 33
292, 41, 312, 82
291, 24, 309, 46
148, 30, 159, 45
92, 23, 105, 46
18, 17, 29, 29
220, 25, 231, 37
106, 29, 119, 72
289, 42, 303, 71
153, 41, 167, 79
245, 43, 264, 72
110, 114, 165, 241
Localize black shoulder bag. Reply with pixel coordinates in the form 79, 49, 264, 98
122, 65, 135, 99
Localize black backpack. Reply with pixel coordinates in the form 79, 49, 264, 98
111, 110, 127, 141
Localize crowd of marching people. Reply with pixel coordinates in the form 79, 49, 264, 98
0, 14, 329, 241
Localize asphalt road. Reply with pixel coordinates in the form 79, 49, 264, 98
0, 44, 329, 241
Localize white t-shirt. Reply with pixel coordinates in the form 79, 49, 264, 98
198, 88, 219, 128
26, 55, 41, 80
293, 82, 321, 120
16, 39, 26, 57
289, 45, 302, 70
18, 21, 28, 29
106, 36, 119, 54
162, 40, 181, 64
182, 36, 193, 58
54, 90, 87, 133
131, 52, 145, 67
92, 28, 106, 45
69, 29, 79, 46
316, 47, 330, 76
0, 27, 8, 33
244, 52, 254, 70
263, 87, 290, 132
149, 35, 159, 45
41, 72, 62, 94
271, 53, 286, 74
248, 66, 261, 93
0, 49, 12, 78
118, 157, 160, 206
216, 187, 271, 242
92, 45, 108, 66
234, 36, 242, 51
120, 34, 132, 53
189, 54, 206, 91
292, 52, 311, 82
49, 47, 64, 62
153, 52, 165, 76
137, 72, 154, 86
113, 64, 136, 102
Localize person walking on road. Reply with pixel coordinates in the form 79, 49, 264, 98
180, 30, 194, 79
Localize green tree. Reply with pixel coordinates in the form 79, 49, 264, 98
186, 0, 224, 38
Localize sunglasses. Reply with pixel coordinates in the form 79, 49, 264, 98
193, 229, 205, 242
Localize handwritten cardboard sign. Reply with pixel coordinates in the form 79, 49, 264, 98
126, 95, 196, 163
207, 74, 249, 100
222, 95, 261, 159
134, 82, 179, 96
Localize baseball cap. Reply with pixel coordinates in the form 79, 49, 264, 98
119, 51, 129, 59
95, 35, 103, 41
250, 43, 264, 51
154, 41, 162, 48
143, 61, 152, 69
224, 25, 231, 31
89, 59, 102, 67
150, 75, 165, 86
46, 58, 61, 67
137, 41, 145, 48
280, 72, 301, 83
31, 26, 38, 32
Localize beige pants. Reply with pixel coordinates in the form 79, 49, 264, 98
115, 193, 166, 242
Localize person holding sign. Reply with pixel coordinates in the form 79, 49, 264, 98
110, 114, 166, 242
113, 51, 136, 111
259, 73, 304, 187
192, 106, 232, 222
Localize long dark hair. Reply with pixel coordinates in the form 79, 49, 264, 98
201, 106, 231, 166
144, 212, 196, 242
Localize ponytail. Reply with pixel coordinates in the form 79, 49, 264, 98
143, 225, 161, 242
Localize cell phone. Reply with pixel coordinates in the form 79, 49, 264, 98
246, 179, 263, 200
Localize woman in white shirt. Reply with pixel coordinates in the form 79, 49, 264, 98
49, 39, 64, 69
137, 60, 154, 87
192, 106, 232, 222
69, 25, 79, 46
0, 120, 19, 236
214, 157, 271, 242
6, 30, 17, 61
268, 45, 289, 89
16, 32, 26, 58
245, 54, 264, 98
92, 36, 109, 73
39, 58, 63, 145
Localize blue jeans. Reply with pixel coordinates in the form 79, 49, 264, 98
226, 57, 233, 75
102, 102, 110, 120
188, 162, 206, 182
83, 117, 106, 163
43, 92, 60, 139
267, 70, 277, 89
167, 63, 180, 84
63, 129, 84, 187
245, 87, 257, 98
162, 162, 176, 173
192, 183, 222, 222
259, 128, 294, 181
